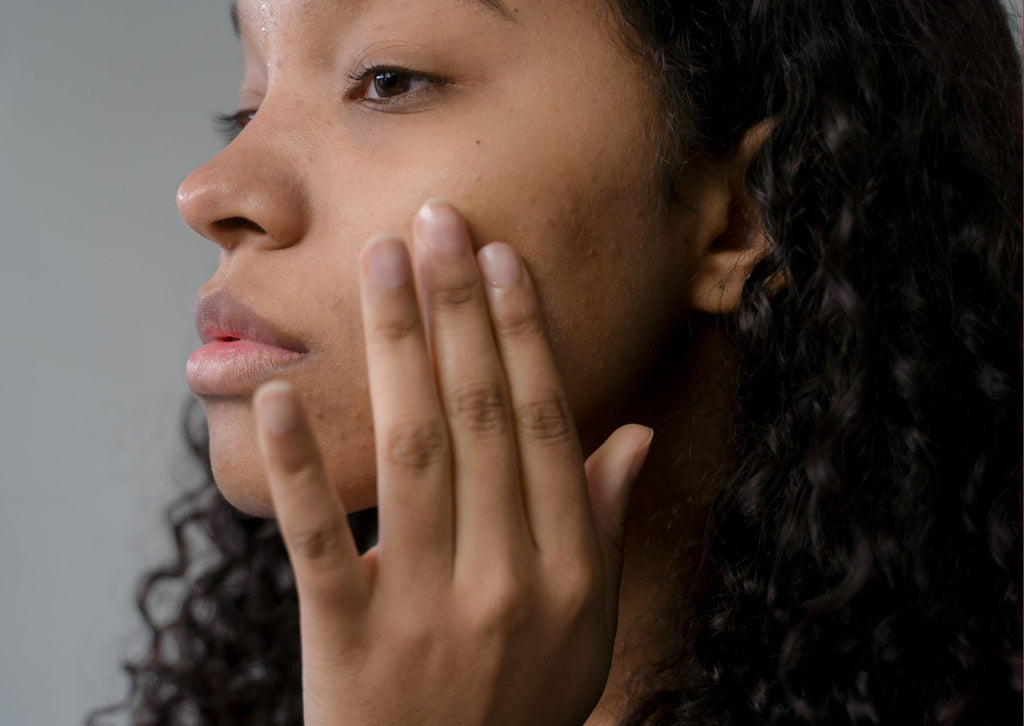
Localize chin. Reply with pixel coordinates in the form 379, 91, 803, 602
204, 403, 275, 517
204, 398, 380, 519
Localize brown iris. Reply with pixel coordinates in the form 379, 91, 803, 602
373, 71, 411, 98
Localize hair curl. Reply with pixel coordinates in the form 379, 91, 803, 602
89, 1, 1022, 724
618, 1, 1022, 723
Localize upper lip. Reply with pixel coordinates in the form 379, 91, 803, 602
195, 289, 308, 353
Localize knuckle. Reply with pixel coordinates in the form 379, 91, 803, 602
391, 615, 438, 654
469, 580, 530, 633
446, 382, 508, 434
275, 453, 320, 480
514, 395, 575, 443
385, 420, 448, 472
494, 306, 543, 338
372, 313, 420, 343
426, 282, 476, 311
283, 522, 342, 565
555, 569, 602, 618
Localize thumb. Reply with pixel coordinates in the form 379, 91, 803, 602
584, 424, 654, 624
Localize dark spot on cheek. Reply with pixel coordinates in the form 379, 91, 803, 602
475, 139, 481, 145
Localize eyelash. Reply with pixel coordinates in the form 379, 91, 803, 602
214, 109, 256, 144
212, 66, 446, 143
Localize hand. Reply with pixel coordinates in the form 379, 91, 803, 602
253, 200, 653, 726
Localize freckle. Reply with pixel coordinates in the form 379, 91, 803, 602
475, 139, 481, 145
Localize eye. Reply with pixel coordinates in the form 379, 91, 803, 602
350, 67, 445, 107
365, 70, 432, 100
213, 109, 257, 143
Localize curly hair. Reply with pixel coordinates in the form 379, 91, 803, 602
88, 1, 1022, 724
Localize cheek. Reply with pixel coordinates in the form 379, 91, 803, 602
420, 164, 671, 439
290, 268, 380, 513
325, 114, 674, 436
463, 153, 674, 433
522, 203, 671, 439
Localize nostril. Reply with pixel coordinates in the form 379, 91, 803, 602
213, 216, 267, 235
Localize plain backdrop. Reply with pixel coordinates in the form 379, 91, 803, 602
0, 2, 1020, 724
1, 2, 237, 724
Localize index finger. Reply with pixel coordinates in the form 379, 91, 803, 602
359, 233, 455, 588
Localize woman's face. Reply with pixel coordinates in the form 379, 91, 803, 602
178, 0, 710, 516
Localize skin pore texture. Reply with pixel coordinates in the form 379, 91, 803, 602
176, 0, 761, 721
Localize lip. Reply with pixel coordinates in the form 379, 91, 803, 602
187, 289, 308, 397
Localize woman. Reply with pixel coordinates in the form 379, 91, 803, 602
90, 0, 1022, 724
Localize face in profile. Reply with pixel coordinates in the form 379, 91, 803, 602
177, 0, 721, 516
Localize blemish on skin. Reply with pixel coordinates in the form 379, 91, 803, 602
475, 139, 482, 145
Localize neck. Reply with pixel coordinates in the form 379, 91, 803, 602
586, 314, 736, 725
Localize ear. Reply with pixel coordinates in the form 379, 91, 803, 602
685, 121, 772, 315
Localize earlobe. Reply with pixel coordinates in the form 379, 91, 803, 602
685, 121, 772, 315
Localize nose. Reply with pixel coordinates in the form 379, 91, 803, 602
176, 113, 310, 252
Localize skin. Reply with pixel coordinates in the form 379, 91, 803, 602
177, 0, 764, 721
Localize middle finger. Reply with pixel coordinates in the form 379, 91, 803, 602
413, 200, 530, 561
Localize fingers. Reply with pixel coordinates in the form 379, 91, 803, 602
359, 233, 454, 583
477, 242, 594, 555
258, 202, 649, 720
412, 202, 528, 561
254, 381, 368, 632
360, 201, 646, 581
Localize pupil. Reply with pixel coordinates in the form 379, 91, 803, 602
374, 71, 410, 97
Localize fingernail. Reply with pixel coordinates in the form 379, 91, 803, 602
479, 243, 521, 287
417, 198, 468, 253
256, 381, 300, 434
627, 427, 654, 482
364, 234, 410, 287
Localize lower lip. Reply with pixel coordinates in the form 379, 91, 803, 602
186, 340, 306, 397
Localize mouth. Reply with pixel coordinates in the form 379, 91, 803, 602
187, 289, 308, 397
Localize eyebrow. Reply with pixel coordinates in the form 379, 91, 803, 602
229, 0, 513, 37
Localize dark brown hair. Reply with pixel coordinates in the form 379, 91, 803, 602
615, 1, 1022, 723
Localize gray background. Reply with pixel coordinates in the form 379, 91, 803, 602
0, 2, 1020, 724
1, 3, 237, 724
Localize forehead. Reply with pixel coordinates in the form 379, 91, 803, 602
230, 0, 516, 36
